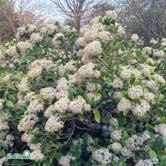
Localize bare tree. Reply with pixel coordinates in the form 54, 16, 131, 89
15, 0, 56, 25
51, 0, 103, 32
111, 0, 166, 44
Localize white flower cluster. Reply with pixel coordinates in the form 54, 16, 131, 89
17, 77, 29, 92
76, 10, 118, 65
5, 46, 17, 57
111, 130, 122, 141
40, 87, 56, 100
154, 123, 166, 136
135, 159, 158, 166
58, 60, 77, 76
124, 131, 150, 152
18, 114, 39, 132
30, 33, 43, 44
27, 100, 44, 113
31, 59, 54, 69
131, 34, 139, 42
115, 64, 165, 117
117, 98, 131, 113
45, 115, 64, 132
92, 148, 112, 165
52, 33, 64, 47
17, 41, 32, 54
58, 155, 76, 166
132, 100, 150, 117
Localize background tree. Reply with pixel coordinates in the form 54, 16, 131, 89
15, 0, 55, 25
0, 0, 18, 43
112, 0, 166, 44
51, 0, 104, 32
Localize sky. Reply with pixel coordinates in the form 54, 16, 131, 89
15, 0, 65, 23
14, 0, 115, 23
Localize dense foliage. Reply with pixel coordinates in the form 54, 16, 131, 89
0, 10, 166, 166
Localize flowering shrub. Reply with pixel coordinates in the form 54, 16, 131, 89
0, 10, 165, 166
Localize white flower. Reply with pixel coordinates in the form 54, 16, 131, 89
58, 155, 75, 166
27, 100, 44, 113
78, 62, 95, 78
117, 25, 125, 35
30, 33, 42, 44
84, 40, 102, 56
112, 77, 123, 88
144, 80, 159, 92
150, 38, 158, 45
56, 91, 68, 100
64, 60, 77, 73
24, 92, 36, 102
154, 124, 166, 136
117, 98, 131, 112
45, 116, 64, 132
98, 31, 112, 41
120, 68, 132, 80
147, 58, 155, 65
111, 142, 122, 153
143, 47, 152, 55
56, 77, 68, 92
86, 92, 101, 102
132, 100, 150, 117
153, 74, 165, 84
0, 119, 9, 131
30, 59, 53, 69
27, 67, 43, 79
105, 10, 117, 20
111, 130, 122, 141
131, 34, 139, 42
84, 29, 98, 43
135, 159, 159, 166
45, 24, 57, 34
121, 148, 133, 157
128, 85, 143, 100
17, 77, 29, 92
86, 82, 101, 92
144, 92, 155, 104
31, 150, 45, 161
21, 133, 33, 143
93, 70, 101, 79
18, 114, 39, 132
54, 97, 70, 112
27, 24, 36, 33
154, 50, 165, 58
75, 37, 87, 47
92, 148, 112, 165
40, 87, 57, 100
5, 46, 17, 56
17, 41, 32, 53
52, 33, 64, 47
68, 98, 85, 114
141, 64, 151, 77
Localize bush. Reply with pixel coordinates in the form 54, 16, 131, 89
0, 10, 165, 166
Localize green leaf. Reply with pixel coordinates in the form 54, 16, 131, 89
148, 150, 157, 159
94, 110, 101, 123
159, 155, 166, 166
6, 100, 15, 108
153, 136, 166, 150
157, 94, 164, 103
0, 150, 6, 158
